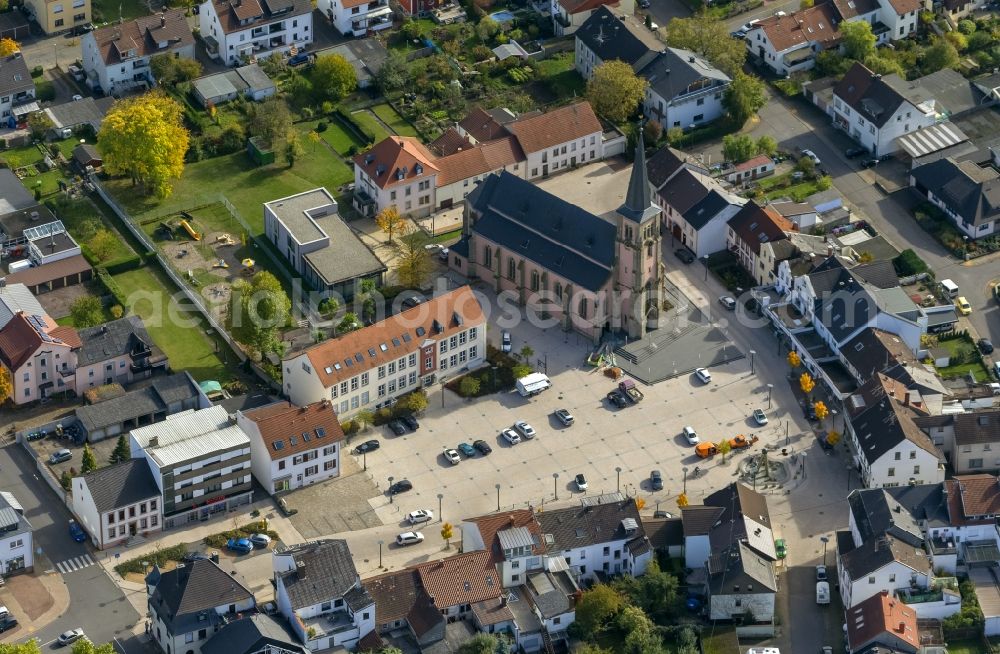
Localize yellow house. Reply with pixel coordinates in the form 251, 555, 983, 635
24, 0, 90, 34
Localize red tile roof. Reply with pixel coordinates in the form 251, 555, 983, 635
946, 474, 1000, 526
733, 154, 774, 173
353, 136, 439, 190
293, 285, 485, 389
50, 326, 82, 349
242, 400, 345, 461
458, 107, 509, 143
415, 550, 501, 609
755, 4, 841, 53
884, 0, 922, 15
558, 0, 623, 15
205, 0, 313, 35
435, 136, 525, 186
0, 312, 74, 372
846, 590, 919, 652
727, 201, 794, 255
430, 128, 474, 156
467, 509, 544, 564
506, 101, 603, 155
90, 8, 194, 66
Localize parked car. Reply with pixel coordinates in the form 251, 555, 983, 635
753, 408, 768, 426
501, 429, 522, 445
774, 539, 787, 559
407, 509, 434, 524
815, 564, 827, 581
638, 0, 650, 7
396, 531, 424, 546
389, 479, 413, 495
25, 431, 46, 441
288, 51, 312, 66
249, 533, 271, 548
501, 331, 512, 352
400, 414, 420, 431
653, 510, 673, 518
844, 147, 867, 158
650, 470, 663, 491
68, 520, 87, 543
860, 158, 879, 168
57, 629, 85, 646
226, 537, 253, 554
575, 473, 588, 491
606, 390, 628, 408
805, 404, 818, 421
979, 338, 995, 354
443, 449, 461, 465
473, 439, 493, 455
49, 449, 72, 465
675, 248, 695, 264
801, 149, 821, 165
387, 420, 407, 436
682, 426, 700, 445
354, 440, 380, 454
400, 293, 425, 310
0, 615, 17, 633
457, 442, 476, 457
718, 296, 737, 311
816, 581, 830, 604
956, 296, 973, 315
554, 409, 574, 426
694, 368, 712, 384
741, 18, 760, 31
513, 421, 536, 439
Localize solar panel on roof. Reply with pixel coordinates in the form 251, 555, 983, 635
0, 507, 17, 532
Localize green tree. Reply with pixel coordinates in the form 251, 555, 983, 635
570, 584, 623, 639
664, 13, 747, 76
376, 206, 406, 243
312, 54, 358, 102
81, 443, 98, 474
60, 469, 72, 490
723, 71, 767, 125
575, 646, 613, 654
923, 38, 960, 73
376, 52, 407, 92
459, 375, 481, 397
945, 30, 968, 52
757, 135, 778, 156
958, 18, 977, 34
109, 435, 131, 465
27, 111, 54, 140
359, 278, 378, 324
815, 50, 852, 77
611, 560, 679, 620
98, 91, 189, 198
797, 154, 816, 177
228, 271, 292, 356
717, 438, 732, 462
337, 312, 361, 334
722, 133, 758, 163
249, 97, 292, 146
150, 53, 202, 85
89, 229, 118, 262
456, 634, 498, 654
70, 640, 115, 654
355, 409, 375, 432
476, 17, 500, 42
284, 130, 304, 168
863, 54, 905, 76
586, 60, 648, 123
0, 637, 43, 654
395, 229, 433, 289
512, 364, 532, 379
519, 344, 534, 361
840, 21, 876, 61
70, 295, 104, 328
643, 119, 662, 144
398, 389, 428, 414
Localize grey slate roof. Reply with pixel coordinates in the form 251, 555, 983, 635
642, 516, 684, 550
0, 53, 33, 96
911, 157, 1000, 228
202, 614, 307, 654
886, 68, 981, 116
536, 498, 647, 551
526, 570, 577, 619
78, 459, 159, 514
0, 283, 45, 331
834, 63, 908, 129
75, 316, 159, 367
0, 492, 31, 541
707, 541, 777, 594
840, 533, 931, 581
848, 488, 925, 548
646, 145, 688, 189
149, 559, 255, 633
884, 484, 949, 528
680, 505, 724, 536
657, 168, 711, 215
0, 168, 36, 217
277, 540, 370, 611
575, 6, 660, 73
847, 374, 942, 467
463, 171, 616, 292
45, 97, 114, 130
315, 38, 388, 87
618, 129, 660, 223
642, 47, 730, 106
683, 190, 732, 230
851, 260, 900, 290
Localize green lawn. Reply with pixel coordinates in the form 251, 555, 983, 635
372, 103, 418, 137
760, 172, 827, 202
936, 337, 991, 382
945, 639, 988, 654
350, 109, 392, 143
537, 52, 586, 98
112, 266, 230, 382
0, 143, 47, 168
302, 117, 367, 155
54, 196, 137, 267
91, 0, 151, 23
105, 127, 354, 234
700, 628, 739, 654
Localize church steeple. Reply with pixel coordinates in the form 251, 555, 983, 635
618, 124, 660, 224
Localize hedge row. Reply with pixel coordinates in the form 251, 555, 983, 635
113, 543, 188, 577
96, 267, 128, 306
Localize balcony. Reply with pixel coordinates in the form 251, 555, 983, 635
300, 611, 359, 645
928, 535, 957, 555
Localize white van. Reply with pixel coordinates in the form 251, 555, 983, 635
516, 373, 551, 397
941, 278, 959, 298
816, 581, 830, 604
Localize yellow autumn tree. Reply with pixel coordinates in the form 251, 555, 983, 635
0, 38, 19, 56
0, 367, 11, 405
440, 522, 454, 549
634, 498, 646, 510
677, 493, 689, 508
800, 372, 815, 396
375, 206, 406, 244
787, 351, 801, 368
98, 91, 189, 199
814, 400, 829, 424
826, 430, 841, 446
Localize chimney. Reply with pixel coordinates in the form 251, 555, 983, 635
881, 589, 889, 597
500, 595, 508, 607
296, 560, 307, 579
904, 392, 910, 407
149, 436, 159, 448
160, 13, 166, 27
897, 621, 905, 632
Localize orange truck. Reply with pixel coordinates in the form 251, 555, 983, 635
729, 434, 759, 449
696, 434, 759, 458
695, 443, 717, 459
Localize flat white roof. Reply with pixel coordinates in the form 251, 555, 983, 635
130, 406, 249, 467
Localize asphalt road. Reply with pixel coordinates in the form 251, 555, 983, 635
0, 445, 139, 650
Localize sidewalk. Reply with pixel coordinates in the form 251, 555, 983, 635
0, 555, 70, 644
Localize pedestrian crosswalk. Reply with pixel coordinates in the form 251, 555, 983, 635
55, 554, 95, 575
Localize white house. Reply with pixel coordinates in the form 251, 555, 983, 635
273, 540, 375, 650
573, 6, 660, 80
551, 0, 633, 36
910, 156, 1000, 240
317, 0, 390, 37
726, 200, 794, 286
837, 532, 933, 608
708, 542, 777, 622
282, 285, 486, 417
642, 47, 730, 131
72, 459, 162, 550
147, 559, 256, 654
199, 0, 313, 66
0, 492, 32, 577
237, 400, 344, 494
80, 9, 195, 95
0, 52, 36, 126
745, 5, 842, 76
129, 406, 253, 529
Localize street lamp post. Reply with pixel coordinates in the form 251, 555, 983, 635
615, 466, 622, 493
388, 476, 394, 504
437, 493, 444, 523
553, 473, 559, 500
378, 540, 384, 568
766, 383, 773, 409
363, 450, 367, 471
820, 535, 829, 567
682, 466, 689, 495
749, 349, 756, 374
702, 255, 709, 281
495, 484, 501, 511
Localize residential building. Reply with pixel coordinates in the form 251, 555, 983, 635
273, 539, 375, 650
23, 0, 90, 34
73, 316, 167, 394
744, 5, 841, 76
351, 102, 604, 218
910, 156, 1000, 239
822, 0, 921, 43
313, 39, 388, 89
837, 530, 933, 609
146, 559, 256, 654
552, 0, 633, 35
0, 53, 36, 127
936, 474, 1000, 567
916, 410, 1000, 473
24, 220, 82, 268
198, 0, 313, 66
0, 311, 81, 404
725, 154, 776, 185
43, 96, 114, 136
81, 10, 195, 95
726, 200, 795, 286
71, 459, 162, 549
129, 406, 253, 528
941, 0, 985, 19
282, 286, 486, 415
202, 614, 308, 654
263, 188, 386, 299
0, 169, 41, 230
451, 134, 664, 343
0, 283, 44, 331
574, 9, 730, 127
707, 542, 778, 623
363, 568, 446, 649
318, 0, 390, 37
846, 591, 920, 654
237, 400, 345, 494
0, 492, 33, 576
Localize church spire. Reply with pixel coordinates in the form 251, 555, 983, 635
618, 123, 660, 223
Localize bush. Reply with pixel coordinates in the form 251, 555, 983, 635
374, 407, 392, 425
102, 254, 145, 275
30, 66, 43, 78
341, 419, 359, 435
316, 121, 328, 133
113, 543, 188, 577
893, 248, 930, 277
203, 520, 279, 549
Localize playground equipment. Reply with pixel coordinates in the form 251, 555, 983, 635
179, 219, 201, 241
241, 258, 256, 275
216, 233, 236, 246
213, 259, 229, 269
